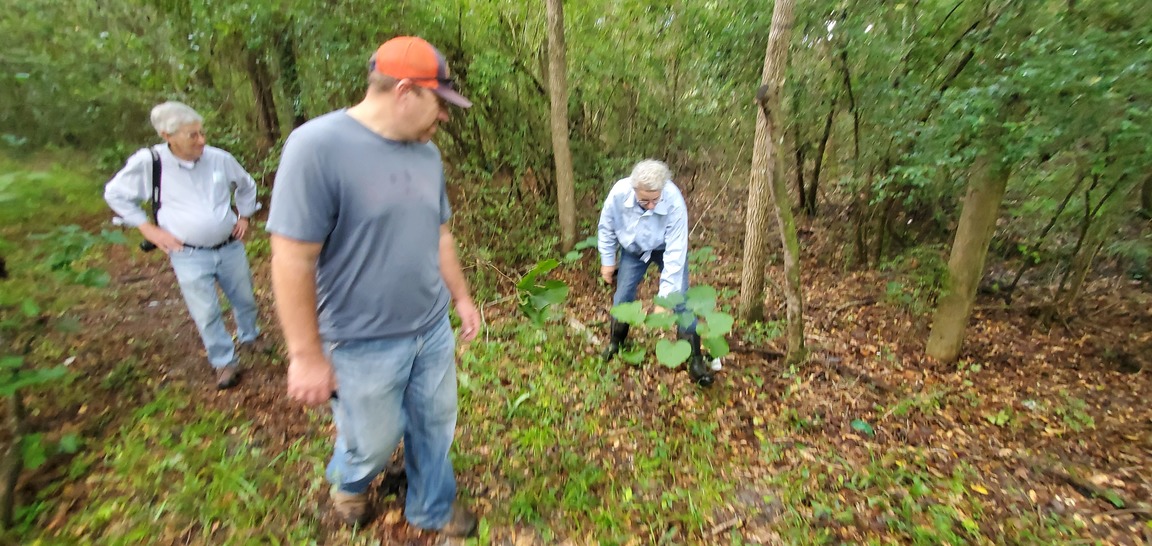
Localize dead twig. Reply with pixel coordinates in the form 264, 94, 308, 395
708, 517, 743, 537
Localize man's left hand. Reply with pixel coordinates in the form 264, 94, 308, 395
456, 299, 481, 343
232, 217, 250, 240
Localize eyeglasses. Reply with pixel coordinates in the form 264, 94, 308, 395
637, 197, 661, 207
175, 130, 206, 140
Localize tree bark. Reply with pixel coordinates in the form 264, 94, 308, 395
244, 45, 280, 153
0, 394, 26, 530
739, 0, 803, 362
545, 0, 576, 252
926, 108, 1016, 363
807, 94, 837, 217
275, 22, 308, 129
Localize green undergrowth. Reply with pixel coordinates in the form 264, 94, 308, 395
455, 321, 736, 544
43, 391, 329, 545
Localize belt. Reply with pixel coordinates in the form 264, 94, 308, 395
184, 236, 236, 250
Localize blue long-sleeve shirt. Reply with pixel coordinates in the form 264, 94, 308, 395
104, 144, 259, 247
597, 178, 690, 297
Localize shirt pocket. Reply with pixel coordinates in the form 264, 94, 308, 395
209, 170, 231, 203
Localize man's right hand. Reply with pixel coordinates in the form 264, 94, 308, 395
139, 223, 184, 253
286, 353, 337, 406
600, 265, 617, 285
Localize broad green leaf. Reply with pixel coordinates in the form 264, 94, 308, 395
619, 346, 646, 365
654, 293, 685, 309
702, 336, 730, 359
677, 312, 696, 330
22, 433, 47, 470
1, 356, 22, 369
574, 235, 598, 250
644, 311, 677, 329
701, 311, 734, 337
58, 433, 81, 454
21, 299, 41, 317
685, 285, 717, 313
563, 250, 580, 262
850, 419, 875, 437
610, 301, 646, 325
0, 365, 68, 396
655, 339, 691, 368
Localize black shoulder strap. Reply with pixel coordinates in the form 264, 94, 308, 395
148, 147, 162, 224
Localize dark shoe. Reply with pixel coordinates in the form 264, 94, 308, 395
680, 331, 715, 388
601, 340, 623, 361
439, 503, 478, 538
688, 356, 715, 387
215, 364, 240, 390
602, 318, 630, 361
332, 490, 372, 526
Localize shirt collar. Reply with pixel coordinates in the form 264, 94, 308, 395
163, 145, 199, 170
625, 191, 670, 215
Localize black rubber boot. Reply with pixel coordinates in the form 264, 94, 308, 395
681, 331, 715, 387
602, 319, 630, 361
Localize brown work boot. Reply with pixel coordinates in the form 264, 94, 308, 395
332, 490, 372, 526
439, 503, 478, 538
215, 363, 240, 390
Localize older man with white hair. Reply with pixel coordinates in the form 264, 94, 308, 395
597, 159, 714, 387
104, 101, 261, 389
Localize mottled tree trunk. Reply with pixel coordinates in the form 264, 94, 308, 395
245, 46, 280, 153
927, 120, 1013, 363
546, 0, 576, 252
739, 0, 803, 362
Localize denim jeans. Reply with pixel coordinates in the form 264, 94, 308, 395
613, 249, 697, 335
325, 315, 458, 530
168, 240, 260, 368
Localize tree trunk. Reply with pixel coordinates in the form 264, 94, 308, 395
807, 94, 837, 217
0, 394, 26, 530
792, 123, 806, 211
276, 23, 308, 129
244, 45, 280, 153
545, 0, 576, 252
926, 118, 1014, 363
739, 0, 802, 363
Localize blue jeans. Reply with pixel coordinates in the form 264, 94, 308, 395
325, 315, 458, 530
168, 240, 260, 368
613, 250, 697, 335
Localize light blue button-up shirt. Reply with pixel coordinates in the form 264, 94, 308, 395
597, 177, 690, 297
104, 144, 259, 247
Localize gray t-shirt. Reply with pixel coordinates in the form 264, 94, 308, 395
267, 110, 452, 341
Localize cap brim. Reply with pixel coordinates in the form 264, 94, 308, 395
433, 87, 472, 109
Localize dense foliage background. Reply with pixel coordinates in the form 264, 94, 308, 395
3, 0, 1148, 284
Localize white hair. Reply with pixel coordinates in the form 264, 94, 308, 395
150, 101, 203, 135
630, 159, 671, 192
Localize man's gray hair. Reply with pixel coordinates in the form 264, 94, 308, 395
630, 159, 671, 192
150, 101, 203, 135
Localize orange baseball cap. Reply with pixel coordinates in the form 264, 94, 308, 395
369, 36, 472, 108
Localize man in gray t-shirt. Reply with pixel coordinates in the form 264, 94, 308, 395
266, 36, 479, 538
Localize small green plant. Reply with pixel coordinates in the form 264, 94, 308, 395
515, 259, 570, 325
563, 235, 598, 262
609, 285, 733, 368
1053, 392, 1095, 432
880, 245, 948, 315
